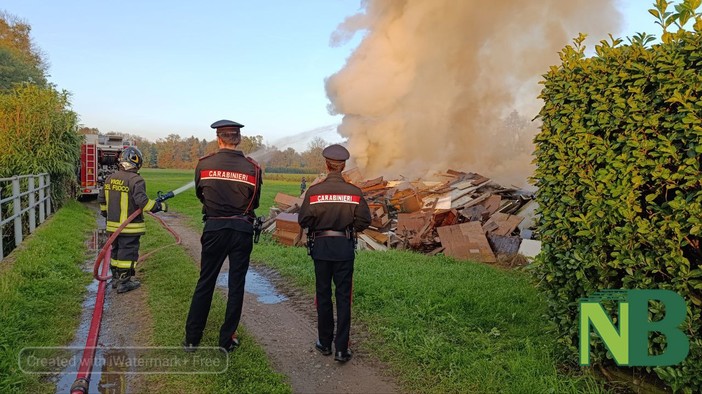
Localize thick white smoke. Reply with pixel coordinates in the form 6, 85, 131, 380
326, 0, 621, 186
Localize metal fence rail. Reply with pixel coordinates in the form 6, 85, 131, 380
0, 173, 52, 261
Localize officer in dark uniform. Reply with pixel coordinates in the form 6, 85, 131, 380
184, 119, 262, 353
98, 146, 166, 293
298, 144, 371, 363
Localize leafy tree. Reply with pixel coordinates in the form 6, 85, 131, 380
239, 135, 264, 154
0, 47, 45, 90
301, 137, 327, 173
0, 11, 48, 85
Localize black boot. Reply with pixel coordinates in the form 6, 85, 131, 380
115, 267, 140, 294
110, 266, 119, 289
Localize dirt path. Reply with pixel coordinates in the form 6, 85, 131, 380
162, 212, 400, 394
55, 206, 152, 394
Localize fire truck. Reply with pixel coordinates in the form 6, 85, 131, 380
79, 134, 134, 198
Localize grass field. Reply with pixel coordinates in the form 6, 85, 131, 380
0, 201, 95, 392
140, 169, 611, 393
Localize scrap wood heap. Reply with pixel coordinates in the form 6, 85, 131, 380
262, 169, 541, 263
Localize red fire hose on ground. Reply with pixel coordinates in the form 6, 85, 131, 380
70, 208, 181, 394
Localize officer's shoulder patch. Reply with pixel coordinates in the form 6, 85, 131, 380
198, 152, 215, 161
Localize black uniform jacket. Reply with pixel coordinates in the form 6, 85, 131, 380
298, 172, 371, 261
195, 148, 262, 234
98, 170, 157, 235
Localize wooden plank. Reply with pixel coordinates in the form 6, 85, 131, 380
342, 167, 364, 184
274, 229, 299, 240
461, 205, 488, 222
357, 176, 384, 189
371, 213, 389, 229
459, 193, 492, 209
433, 209, 459, 228
275, 212, 300, 233
361, 182, 389, 193
483, 212, 524, 236
481, 195, 502, 215
446, 169, 467, 177
436, 222, 496, 263
396, 212, 431, 234
362, 228, 389, 245
358, 234, 388, 251
274, 192, 303, 209
400, 193, 423, 213
451, 193, 475, 208
273, 229, 301, 246
452, 180, 477, 190
468, 173, 490, 186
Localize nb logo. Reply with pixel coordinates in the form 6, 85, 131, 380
579, 290, 689, 367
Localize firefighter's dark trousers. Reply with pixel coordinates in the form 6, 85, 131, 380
314, 258, 354, 352
110, 234, 140, 270
185, 229, 252, 348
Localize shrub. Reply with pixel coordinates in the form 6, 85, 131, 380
533, 2, 702, 391
0, 84, 80, 207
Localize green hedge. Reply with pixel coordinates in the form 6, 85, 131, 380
533, 17, 702, 393
0, 84, 80, 207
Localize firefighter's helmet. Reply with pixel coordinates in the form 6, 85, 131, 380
119, 146, 143, 171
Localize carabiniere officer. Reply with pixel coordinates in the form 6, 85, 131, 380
184, 119, 262, 353
298, 144, 371, 363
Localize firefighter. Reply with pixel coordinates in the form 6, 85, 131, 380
298, 144, 371, 363
98, 146, 166, 294
183, 119, 262, 353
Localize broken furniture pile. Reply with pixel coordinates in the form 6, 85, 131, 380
262, 169, 541, 263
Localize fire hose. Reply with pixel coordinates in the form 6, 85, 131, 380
70, 191, 180, 394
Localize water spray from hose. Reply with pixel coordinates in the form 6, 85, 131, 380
156, 181, 195, 203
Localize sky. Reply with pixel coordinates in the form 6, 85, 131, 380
2, 0, 658, 145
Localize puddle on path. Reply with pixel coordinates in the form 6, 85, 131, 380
53, 228, 109, 393
217, 268, 288, 304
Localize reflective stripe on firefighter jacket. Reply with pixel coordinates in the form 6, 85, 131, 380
97, 170, 157, 234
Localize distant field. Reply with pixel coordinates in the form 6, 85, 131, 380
263, 172, 318, 182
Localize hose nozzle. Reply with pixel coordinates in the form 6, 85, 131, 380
156, 191, 175, 203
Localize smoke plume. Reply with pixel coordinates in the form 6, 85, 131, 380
326, 0, 621, 186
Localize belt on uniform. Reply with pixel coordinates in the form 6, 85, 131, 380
313, 230, 347, 238
206, 215, 253, 223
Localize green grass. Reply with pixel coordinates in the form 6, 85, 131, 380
139, 217, 290, 393
250, 238, 608, 393
0, 201, 95, 393
141, 169, 610, 393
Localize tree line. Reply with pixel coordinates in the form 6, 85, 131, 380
79, 128, 329, 174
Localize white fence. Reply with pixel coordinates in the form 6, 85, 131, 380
0, 174, 52, 261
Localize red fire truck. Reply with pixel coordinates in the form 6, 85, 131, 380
79, 134, 134, 198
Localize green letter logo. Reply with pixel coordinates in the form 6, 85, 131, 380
579, 290, 689, 367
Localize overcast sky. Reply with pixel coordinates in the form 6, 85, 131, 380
2, 0, 657, 143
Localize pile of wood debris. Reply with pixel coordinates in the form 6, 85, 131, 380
262, 169, 541, 263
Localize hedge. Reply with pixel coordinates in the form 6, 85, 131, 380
0, 83, 80, 206
533, 4, 702, 391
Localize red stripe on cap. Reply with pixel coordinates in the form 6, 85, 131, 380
309, 194, 360, 204
200, 170, 255, 186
